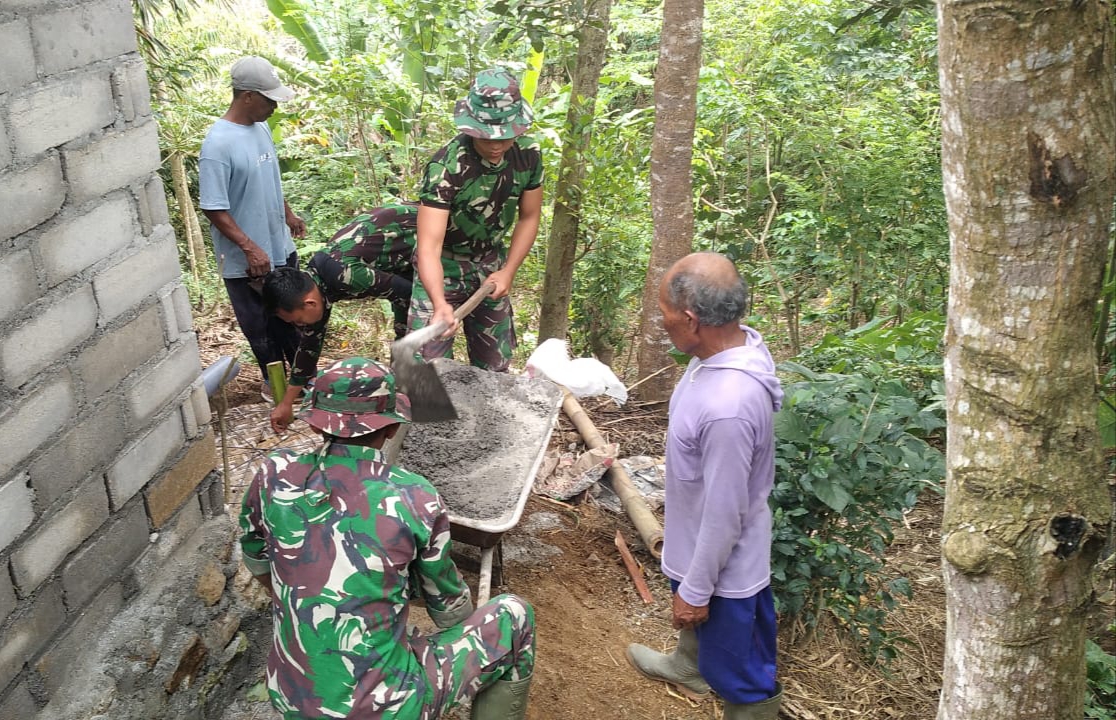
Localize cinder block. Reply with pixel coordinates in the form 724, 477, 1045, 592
76, 304, 163, 399
181, 396, 198, 439
171, 285, 194, 336
28, 395, 126, 505
0, 118, 11, 171
0, 19, 35, 95
0, 581, 65, 693
61, 500, 148, 610
10, 73, 114, 159
0, 475, 35, 553
35, 582, 123, 696
0, 284, 98, 388
37, 194, 135, 286
129, 490, 205, 591
106, 411, 184, 508
0, 683, 37, 719
31, 0, 137, 76
189, 382, 212, 429
0, 250, 40, 325
92, 227, 182, 323
0, 569, 16, 626
0, 373, 75, 482
127, 334, 202, 425
139, 175, 171, 234
0, 156, 65, 242
145, 429, 215, 528
111, 57, 151, 123
12, 479, 111, 594
62, 121, 160, 205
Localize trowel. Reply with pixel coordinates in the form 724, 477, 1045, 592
391, 282, 496, 422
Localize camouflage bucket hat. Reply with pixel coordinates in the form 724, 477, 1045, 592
299, 358, 412, 438
454, 68, 534, 140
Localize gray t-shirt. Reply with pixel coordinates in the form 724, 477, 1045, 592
199, 119, 296, 278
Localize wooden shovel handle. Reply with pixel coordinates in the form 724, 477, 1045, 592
453, 282, 497, 321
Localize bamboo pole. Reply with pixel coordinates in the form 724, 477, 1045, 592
561, 390, 665, 558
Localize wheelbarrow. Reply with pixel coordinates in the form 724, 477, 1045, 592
389, 359, 563, 604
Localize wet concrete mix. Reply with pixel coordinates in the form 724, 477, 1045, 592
397, 361, 562, 524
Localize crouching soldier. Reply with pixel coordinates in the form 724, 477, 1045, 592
239, 357, 535, 719
262, 203, 418, 433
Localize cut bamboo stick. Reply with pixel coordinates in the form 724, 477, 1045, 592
561, 390, 665, 558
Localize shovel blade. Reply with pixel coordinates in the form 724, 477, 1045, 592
396, 358, 458, 423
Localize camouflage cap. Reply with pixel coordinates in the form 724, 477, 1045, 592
299, 358, 411, 438
454, 68, 534, 140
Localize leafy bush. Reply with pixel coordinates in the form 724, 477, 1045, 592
796, 311, 945, 408
769, 361, 945, 663
1086, 632, 1116, 720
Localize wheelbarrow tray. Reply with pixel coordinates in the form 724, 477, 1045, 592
396, 359, 563, 549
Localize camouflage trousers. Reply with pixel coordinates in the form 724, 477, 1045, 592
408, 259, 516, 372
411, 593, 535, 719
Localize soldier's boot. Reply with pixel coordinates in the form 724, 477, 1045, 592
722, 684, 783, 720
470, 673, 532, 720
625, 628, 711, 700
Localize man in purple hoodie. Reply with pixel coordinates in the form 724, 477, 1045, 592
627, 252, 783, 720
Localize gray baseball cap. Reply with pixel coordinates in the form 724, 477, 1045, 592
230, 56, 294, 102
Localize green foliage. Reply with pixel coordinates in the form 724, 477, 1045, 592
1086, 632, 1116, 720
693, 0, 946, 334
769, 362, 945, 663
796, 311, 945, 408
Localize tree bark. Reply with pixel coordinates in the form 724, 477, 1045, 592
936, 2, 1115, 719
635, 0, 704, 399
170, 150, 205, 281
538, 0, 613, 343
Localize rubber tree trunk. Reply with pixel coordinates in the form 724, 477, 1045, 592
936, 2, 1115, 719
635, 0, 703, 400
538, 0, 613, 344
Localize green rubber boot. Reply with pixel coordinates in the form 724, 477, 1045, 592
625, 628, 711, 700
470, 673, 532, 720
722, 684, 783, 720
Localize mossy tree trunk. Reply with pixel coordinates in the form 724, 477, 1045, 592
635, 0, 703, 398
936, 1, 1115, 718
538, 0, 613, 345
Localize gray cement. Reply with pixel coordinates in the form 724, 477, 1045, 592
398, 361, 562, 524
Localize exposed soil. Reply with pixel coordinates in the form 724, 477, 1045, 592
198, 305, 1113, 720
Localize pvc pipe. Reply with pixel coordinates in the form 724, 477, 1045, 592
202, 356, 240, 398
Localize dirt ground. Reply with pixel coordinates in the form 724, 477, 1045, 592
198, 307, 1110, 720
211, 395, 947, 720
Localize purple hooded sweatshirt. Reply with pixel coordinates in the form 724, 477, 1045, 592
661, 325, 784, 607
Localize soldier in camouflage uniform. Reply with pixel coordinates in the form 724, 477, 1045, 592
240, 357, 536, 719
411, 68, 544, 371
261, 203, 418, 433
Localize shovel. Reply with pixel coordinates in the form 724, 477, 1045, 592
391, 282, 496, 422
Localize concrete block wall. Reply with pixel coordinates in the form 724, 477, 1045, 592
0, 0, 220, 713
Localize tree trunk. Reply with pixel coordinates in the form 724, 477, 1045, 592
936, 2, 1115, 719
635, 0, 703, 399
538, 0, 613, 343
170, 151, 205, 281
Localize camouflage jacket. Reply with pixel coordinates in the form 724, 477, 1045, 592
288, 204, 418, 387
419, 134, 543, 270
239, 443, 472, 718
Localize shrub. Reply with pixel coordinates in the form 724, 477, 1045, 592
769, 361, 945, 663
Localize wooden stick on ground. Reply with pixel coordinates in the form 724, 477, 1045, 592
615, 530, 655, 604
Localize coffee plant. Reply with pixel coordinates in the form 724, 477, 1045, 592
769, 361, 945, 663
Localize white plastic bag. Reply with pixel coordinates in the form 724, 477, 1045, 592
525, 338, 628, 405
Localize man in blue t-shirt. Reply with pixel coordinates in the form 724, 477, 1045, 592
199, 56, 305, 396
